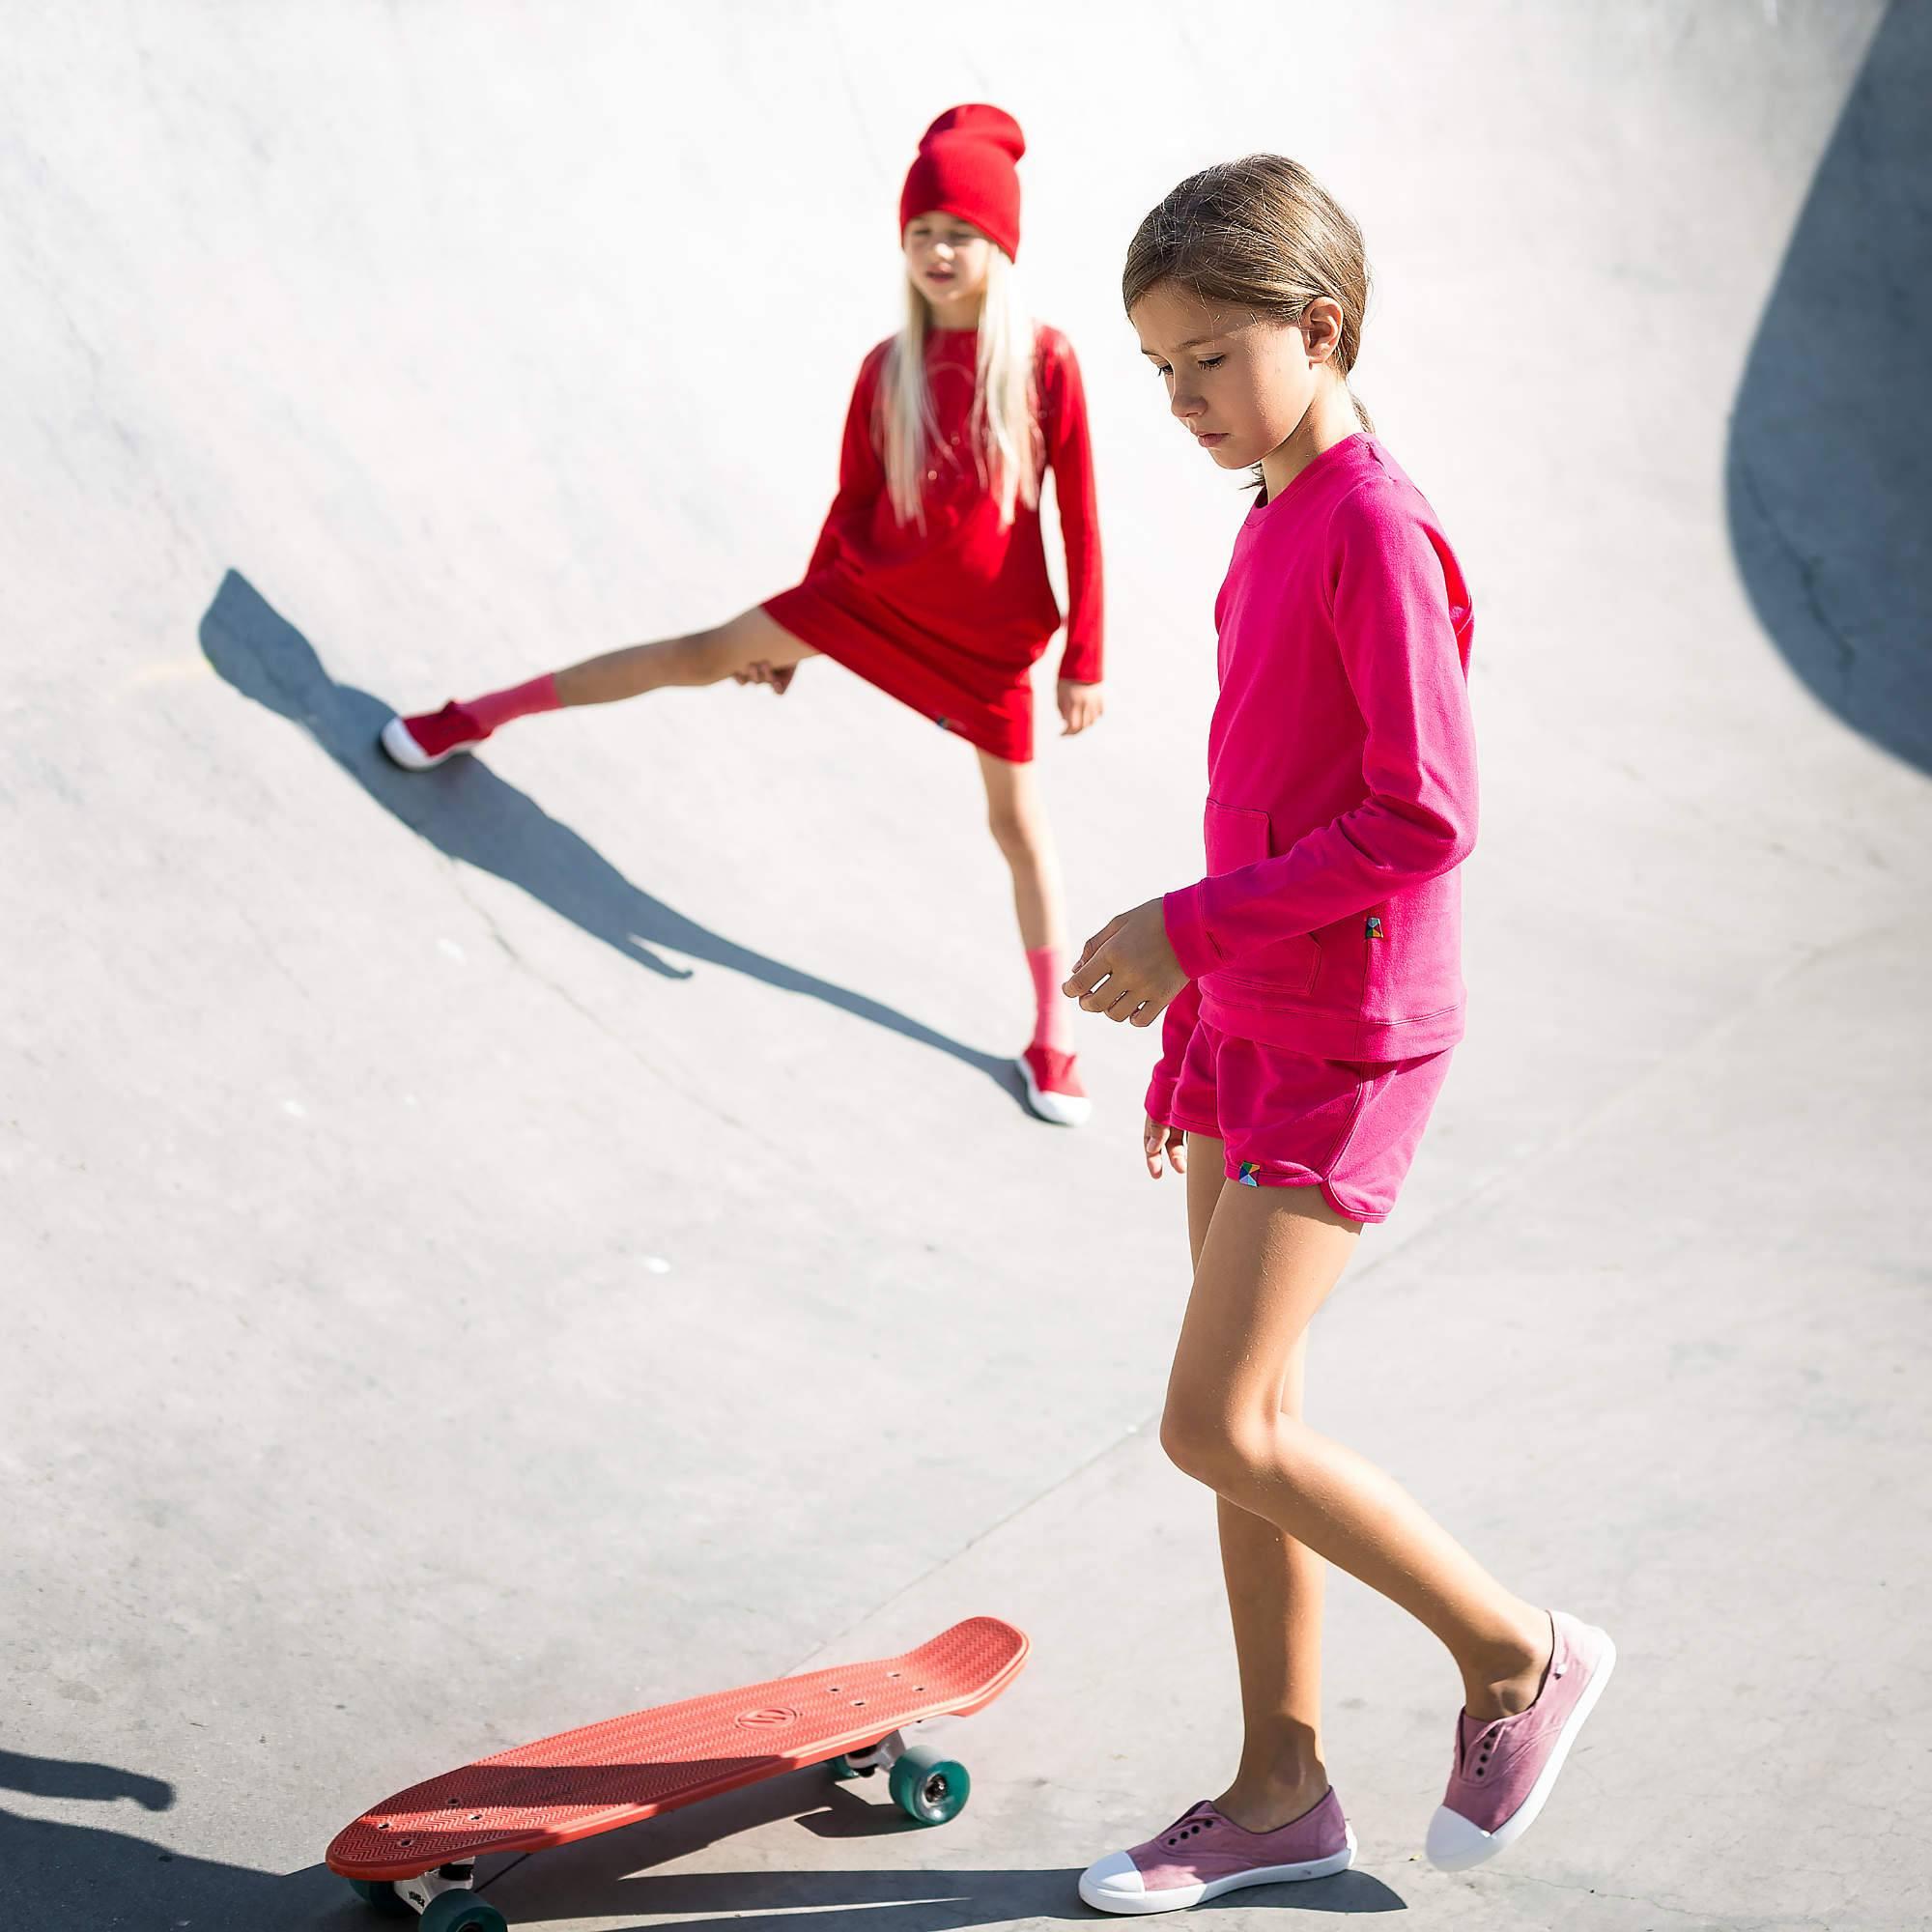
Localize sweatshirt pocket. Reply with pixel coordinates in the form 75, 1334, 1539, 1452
1204, 797, 1271, 874
1201, 798, 1320, 996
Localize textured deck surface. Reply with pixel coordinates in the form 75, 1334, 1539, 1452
328, 1618, 1026, 1878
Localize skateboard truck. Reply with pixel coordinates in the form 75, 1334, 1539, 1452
391, 1861, 476, 1914
829, 1727, 907, 1777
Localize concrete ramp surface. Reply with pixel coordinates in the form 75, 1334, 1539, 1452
3, 4, 1926, 1927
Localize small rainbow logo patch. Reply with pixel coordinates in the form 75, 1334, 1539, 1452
1237, 1161, 1263, 1186
1366, 916, 1386, 940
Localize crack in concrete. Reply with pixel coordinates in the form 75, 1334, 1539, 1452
1497, 1864, 1839, 1931
442, 867, 773, 1150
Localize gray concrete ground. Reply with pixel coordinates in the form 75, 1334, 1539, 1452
4, 3, 1927, 1928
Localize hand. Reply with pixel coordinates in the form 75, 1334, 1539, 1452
733, 660, 798, 696
1144, 1114, 1187, 1180
1058, 680, 1104, 736
1063, 897, 1188, 1027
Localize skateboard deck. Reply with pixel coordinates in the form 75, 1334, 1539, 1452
328, 1615, 1027, 1921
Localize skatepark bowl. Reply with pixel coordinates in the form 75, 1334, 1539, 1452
3, 5, 1927, 1930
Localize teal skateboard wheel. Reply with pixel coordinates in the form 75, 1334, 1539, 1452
420, 1892, 507, 1932
347, 1878, 409, 1914
889, 1745, 971, 1825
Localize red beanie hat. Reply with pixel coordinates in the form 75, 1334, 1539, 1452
898, 103, 1026, 261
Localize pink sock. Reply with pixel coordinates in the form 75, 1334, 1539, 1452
1026, 946, 1072, 1054
464, 672, 562, 734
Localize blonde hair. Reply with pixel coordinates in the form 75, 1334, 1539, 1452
1122, 156, 1375, 437
877, 244, 1041, 528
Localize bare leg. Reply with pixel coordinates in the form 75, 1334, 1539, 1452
974, 747, 1066, 954
1184, 1138, 1333, 1833
552, 607, 817, 708
1161, 1181, 1551, 1730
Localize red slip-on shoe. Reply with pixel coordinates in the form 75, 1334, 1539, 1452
1017, 1044, 1092, 1127
379, 701, 489, 770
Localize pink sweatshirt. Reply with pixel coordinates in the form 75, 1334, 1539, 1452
1149, 436, 1476, 1120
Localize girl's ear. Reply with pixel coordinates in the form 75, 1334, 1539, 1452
1301, 298, 1345, 366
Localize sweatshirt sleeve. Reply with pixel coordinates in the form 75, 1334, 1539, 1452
807, 351, 886, 576
1040, 332, 1105, 684
1162, 485, 1476, 977
1144, 975, 1202, 1126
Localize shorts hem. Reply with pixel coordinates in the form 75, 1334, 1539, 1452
1223, 1167, 1383, 1225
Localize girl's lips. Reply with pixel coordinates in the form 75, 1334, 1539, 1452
1195, 431, 1229, 447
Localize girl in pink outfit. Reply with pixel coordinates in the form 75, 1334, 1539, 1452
1065, 158, 1614, 1910
379, 107, 1104, 1125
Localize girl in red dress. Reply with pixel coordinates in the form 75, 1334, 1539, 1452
381, 105, 1105, 1124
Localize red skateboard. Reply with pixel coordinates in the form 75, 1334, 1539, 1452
327, 1615, 1029, 1929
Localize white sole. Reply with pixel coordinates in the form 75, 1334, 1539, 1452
379, 715, 479, 771
1016, 1055, 1092, 1127
1426, 1626, 1617, 1872
1079, 1826, 1356, 1915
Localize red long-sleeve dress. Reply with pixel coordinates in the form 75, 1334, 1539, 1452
761, 322, 1103, 763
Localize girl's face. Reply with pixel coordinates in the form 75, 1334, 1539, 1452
1132, 284, 1338, 473
904, 212, 994, 323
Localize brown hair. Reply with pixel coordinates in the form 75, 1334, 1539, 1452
1122, 156, 1375, 436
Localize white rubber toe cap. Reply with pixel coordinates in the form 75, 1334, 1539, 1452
379, 716, 437, 770
1077, 1851, 1150, 1913
1016, 1057, 1094, 1127
1425, 1803, 1494, 1872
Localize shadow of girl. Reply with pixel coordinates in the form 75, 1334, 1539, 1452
199, 571, 1023, 1103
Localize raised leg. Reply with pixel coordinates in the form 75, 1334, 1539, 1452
552, 606, 817, 707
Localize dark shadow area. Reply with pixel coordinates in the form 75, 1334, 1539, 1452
0, 1797, 347, 1930
0, 1749, 172, 1811
0, 1756, 1406, 1928
475, 1766, 1408, 1926
200, 571, 1026, 1103
1726, 0, 1932, 771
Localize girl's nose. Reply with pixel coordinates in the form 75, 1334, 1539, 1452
1171, 391, 1202, 423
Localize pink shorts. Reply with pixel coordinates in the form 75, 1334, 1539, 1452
1164, 1018, 1453, 1224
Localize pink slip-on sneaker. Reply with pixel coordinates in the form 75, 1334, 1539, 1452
379, 701, 490, 770
1017, 1044, 1092, 1127
1079, 1790, 1355, 1914
1426, 1608, 1616, 1871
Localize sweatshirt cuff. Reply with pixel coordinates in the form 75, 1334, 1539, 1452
1162, 884, 1220, 980
1145, 1066, 1180, 1126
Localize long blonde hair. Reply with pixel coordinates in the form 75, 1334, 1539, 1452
876, 245, 1041, 529
1122, 156, 1375, 437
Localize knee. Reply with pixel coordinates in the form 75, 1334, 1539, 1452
985, 795, 1042, 864
1159, 1396, 1255, 1489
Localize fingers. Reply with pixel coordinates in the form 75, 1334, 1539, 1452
1065, 916, 1124, 992
1145, 1118, 1187, 1179
1074, 965, 1134, 1015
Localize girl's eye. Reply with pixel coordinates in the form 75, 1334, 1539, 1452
1151, 364, 1172, 379
1198, 355, 1224, 370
